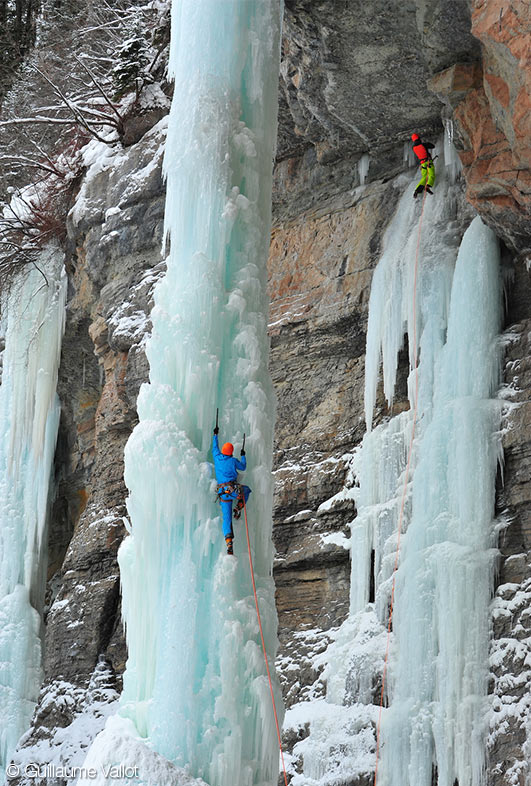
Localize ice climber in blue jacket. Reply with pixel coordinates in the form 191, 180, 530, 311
212, 426, 251, 555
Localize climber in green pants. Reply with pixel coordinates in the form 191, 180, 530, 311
411, 133, 435, 198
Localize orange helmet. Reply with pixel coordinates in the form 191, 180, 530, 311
221, 442, 234, 456
411, 133, 420, 141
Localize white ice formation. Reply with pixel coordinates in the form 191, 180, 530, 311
287, 142, 503, 786
0, 249, 66, 780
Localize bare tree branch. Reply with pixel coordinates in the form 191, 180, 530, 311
0, 154, 64, 177
0, 116, 78, 127
74, 54, 124, 126
33, 65, 112, 143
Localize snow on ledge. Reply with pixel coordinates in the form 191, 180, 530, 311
319, 532, 350, 550
76, 715, 208, 786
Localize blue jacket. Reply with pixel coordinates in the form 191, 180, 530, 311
212, 434, 246, 483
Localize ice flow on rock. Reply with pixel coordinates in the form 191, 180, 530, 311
0, 249, 66, 781
288, 156, 502, 786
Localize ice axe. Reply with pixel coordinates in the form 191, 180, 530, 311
241, 432, 246, 456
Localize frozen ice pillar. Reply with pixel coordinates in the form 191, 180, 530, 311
0, 250, 66, 780
379, 216, 502, 786
78, 2, 284, 786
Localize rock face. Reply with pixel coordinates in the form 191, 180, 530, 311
278, 0, 480, 161
49, 123, 168, 685
269, 180, 401, 705
429, 0, 531, 255
270, 1, 531, 782
488, 257, 531, 786
4, 0, 531, 783
12, 122, 168, 775
274, 0, 482, 225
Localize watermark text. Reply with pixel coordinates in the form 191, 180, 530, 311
6, 763, 140, 780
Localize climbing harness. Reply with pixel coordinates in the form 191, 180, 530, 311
216, 481, 239, 500
373, 185, 428, 786
243, 498, 289, 786
215, 482, 245, 518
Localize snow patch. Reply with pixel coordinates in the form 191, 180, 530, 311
76, 716, 208, 786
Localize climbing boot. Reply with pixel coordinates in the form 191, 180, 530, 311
413, 185, 423, 199
425, 185, 433, 195
233, 489, 245, 519
225, 537, 234, 555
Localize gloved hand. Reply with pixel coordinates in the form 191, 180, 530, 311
214, 426, 219, 435
240, 449, 245, 457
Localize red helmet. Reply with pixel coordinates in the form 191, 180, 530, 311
411, 133, 420, 141
221, 442, 234, 456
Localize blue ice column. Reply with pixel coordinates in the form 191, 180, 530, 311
117, 2, 283, 786
0, 250, 66, 779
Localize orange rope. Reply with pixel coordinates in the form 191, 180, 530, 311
373, 186, 428, 786
243, 499, 289, 786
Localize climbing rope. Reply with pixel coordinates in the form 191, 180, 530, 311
373, 186, 428, 786
243, 499, 289, 786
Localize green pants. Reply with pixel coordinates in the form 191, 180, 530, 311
417, 160, 435, 189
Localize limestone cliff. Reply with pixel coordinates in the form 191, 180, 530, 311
4, 1, 530, 784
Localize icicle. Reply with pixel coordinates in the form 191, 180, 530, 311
364, 160, 456, 430
358, 154, 370, 186
444, 119, 462, 185
77, 2, 283, 785
0, 249, 66, 780
403, 142, 417, 168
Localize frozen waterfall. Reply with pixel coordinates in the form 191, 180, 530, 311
0, 250, 66, 780
78, 2, 283, 785
377, 216, 501, 786
288, 148, 502, 786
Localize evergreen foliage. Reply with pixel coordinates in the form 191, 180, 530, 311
112, 15, 150, 98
